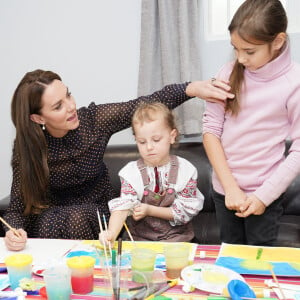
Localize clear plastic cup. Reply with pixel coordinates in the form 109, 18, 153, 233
131, 248, 156, 283
66, 256, 95, 294
5, 254, 33, 290
164, 243, 189, 279
43, 264, 72, 300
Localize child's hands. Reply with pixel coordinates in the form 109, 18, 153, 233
235, 194, 266, 218
132, 203, 149, 221
225, 186, 247, 211
99, 230, 115, 248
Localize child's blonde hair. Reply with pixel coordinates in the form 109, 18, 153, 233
132, 102, 178, 136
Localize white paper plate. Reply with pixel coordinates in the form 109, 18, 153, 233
32, 264, 47, 277
181, 263, 245, 294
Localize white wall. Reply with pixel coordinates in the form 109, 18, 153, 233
0, 0, 141, 199
1, 1, 300, 200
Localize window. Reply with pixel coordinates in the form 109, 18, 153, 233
206, 0, 300, 40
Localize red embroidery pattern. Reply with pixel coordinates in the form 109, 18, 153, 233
178, 179, 197, 198
121, 179, 137, 195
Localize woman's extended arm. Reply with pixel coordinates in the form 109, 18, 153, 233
93, 80, 233, 136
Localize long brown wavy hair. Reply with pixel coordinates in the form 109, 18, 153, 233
226, 0, 287, 115
11, 70, 61, 215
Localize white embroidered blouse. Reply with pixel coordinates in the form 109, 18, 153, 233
108, 156, 204, 225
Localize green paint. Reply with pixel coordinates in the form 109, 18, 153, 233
111, 249, 116, 266
256, 247, 263, 260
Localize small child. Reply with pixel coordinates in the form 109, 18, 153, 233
100, 102, 204, 245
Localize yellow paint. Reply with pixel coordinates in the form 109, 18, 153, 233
240, 259, 272, 270
202, 270, 229, 284
220, 244, 300, 263
83, 240, 195, 254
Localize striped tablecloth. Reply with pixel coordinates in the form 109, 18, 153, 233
4, 244, 300, 299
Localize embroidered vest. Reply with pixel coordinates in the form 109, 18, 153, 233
126, 155, 193, 242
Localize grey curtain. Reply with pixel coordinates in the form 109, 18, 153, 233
138, 0, 203, 135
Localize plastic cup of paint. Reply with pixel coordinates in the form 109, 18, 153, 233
5, 254, 33, 290
131, 248, 156, 283
164, 243, 189, 279
66, 256, 95, 294
43, 264, 72, 300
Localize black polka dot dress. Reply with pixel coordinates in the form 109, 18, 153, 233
5, 83, 190, 239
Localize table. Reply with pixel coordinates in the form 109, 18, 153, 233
1, 239, 300, 299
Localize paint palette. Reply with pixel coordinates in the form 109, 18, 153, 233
32, 264, 47, 277
181, 263, 244, 294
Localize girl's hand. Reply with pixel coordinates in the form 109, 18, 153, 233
225, 187, 247, 211
99, 230, 115, 248
132, 203, 149, 221
4, 229, 27, 251
235, 194, 266, 218
186, 79, 235, 104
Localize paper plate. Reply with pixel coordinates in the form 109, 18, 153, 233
32, 264, 46, 277
181, 263, 245, 294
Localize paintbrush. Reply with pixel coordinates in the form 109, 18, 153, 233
0, 217, 21, 238
97, 209, 112, 289
124, 222, 135, 245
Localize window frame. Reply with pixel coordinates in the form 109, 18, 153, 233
205, 0, 299, 41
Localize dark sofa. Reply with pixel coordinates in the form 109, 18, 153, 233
103, 141, 300, 247
1, 141, 299, 246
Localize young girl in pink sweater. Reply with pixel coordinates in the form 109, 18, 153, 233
203, 0, 300, 246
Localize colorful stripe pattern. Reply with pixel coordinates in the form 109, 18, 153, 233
2, 244, 300, 299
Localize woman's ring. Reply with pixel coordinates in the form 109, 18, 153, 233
211, 77, 216, 85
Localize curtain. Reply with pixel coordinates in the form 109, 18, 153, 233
138, 0, 203, 135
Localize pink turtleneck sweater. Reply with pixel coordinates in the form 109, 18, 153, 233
203, 43, 300, 206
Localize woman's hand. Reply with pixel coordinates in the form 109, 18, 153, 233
4, 229, 27, 251
186, 79, 234, 104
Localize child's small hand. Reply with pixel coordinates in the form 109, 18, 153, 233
99, 230, 114, 248
225, 186, 247, 211
132, 203, 149, 221
235, 194, 266, 218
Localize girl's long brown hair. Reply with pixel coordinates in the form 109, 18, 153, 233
226, 0, 287, 115
11, 70, 61, 215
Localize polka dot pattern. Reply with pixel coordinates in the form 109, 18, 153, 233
5, 83, 190, 239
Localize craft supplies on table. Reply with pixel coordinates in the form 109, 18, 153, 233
0, 239, 300, 299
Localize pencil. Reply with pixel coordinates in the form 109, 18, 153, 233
0, 217, 21, 238
145, 279, 178, 299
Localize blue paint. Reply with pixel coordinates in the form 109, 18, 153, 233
215, 256, 300, 276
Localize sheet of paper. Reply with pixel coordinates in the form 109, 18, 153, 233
0, 238, 80, 265
215, 242, 300, 276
